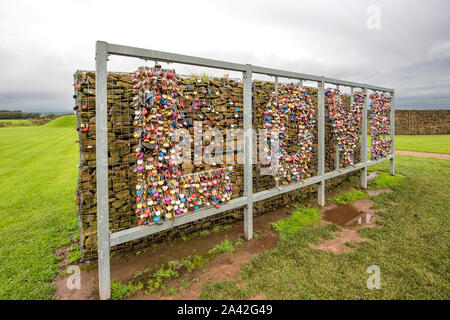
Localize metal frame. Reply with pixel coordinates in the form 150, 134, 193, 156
95, 41, 395, 299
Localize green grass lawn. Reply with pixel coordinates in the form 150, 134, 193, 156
0, 116, 78, 299
0, 116, 448, 300
365, 135, 450, 154
394, 135, 450, 154
201, 156, 450, 299
44, 115, 77, 128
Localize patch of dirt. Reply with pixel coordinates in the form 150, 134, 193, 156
54, 208, 290, 300
367, 172, 379, 181
132, 216, 281, 300
312, 229, 366, 254
54, 246, 70, 268
249, 293, 266, 300
395, 150, 450, 160
312, 196, 384, 254
366, 188, 393, 196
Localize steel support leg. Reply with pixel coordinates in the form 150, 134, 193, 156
317, 79, 325, 206
361, 87, 368, 189
95, 41, 111, 300
243, 65, 253, 240
390, 91, 395, 176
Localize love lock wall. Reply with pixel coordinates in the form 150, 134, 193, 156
73, 70, 361, 261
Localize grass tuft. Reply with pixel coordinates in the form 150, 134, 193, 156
111, 280, 143, 299
208, 239, 236, 254
369, 173, 404, 189
330, 189, 369, 205
272, 206, 321, 236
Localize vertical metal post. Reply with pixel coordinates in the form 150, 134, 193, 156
390, 90, 395, 175
350, 87, 354, 164
361, 87, 368, 189
243, 65, 253, 240
334, 84, 340, 170
274, 76, 279, 189
317, 79, 325, 206
95, 41, 111, 300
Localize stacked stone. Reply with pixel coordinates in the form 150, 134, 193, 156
395, 110, 450, 135
73, 71, 359, 260
369, 93, 392, 160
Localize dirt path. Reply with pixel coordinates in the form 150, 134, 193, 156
396, 150, 450, 160
55, 186, 391, 299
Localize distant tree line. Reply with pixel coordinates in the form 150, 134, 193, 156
0, 110, 59, 119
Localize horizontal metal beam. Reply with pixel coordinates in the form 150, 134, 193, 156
107, 43, 393, 92
110, 155, 393, 247
252, 155, 393, 204
252, 65, 323, 82
324, 76, 394, 92
107, 43, 248, 72
253, 175, 322, 203
252, 65, 394, 93
110, 197, 248, 246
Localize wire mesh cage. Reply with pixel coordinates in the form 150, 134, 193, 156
74, 70, 367, 260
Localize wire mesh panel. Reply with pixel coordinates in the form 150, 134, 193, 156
74, 70, 366, 259
369, 92, 393, 160
324, 87, 366, 170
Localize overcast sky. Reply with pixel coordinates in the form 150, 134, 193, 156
0, 0, 449, 112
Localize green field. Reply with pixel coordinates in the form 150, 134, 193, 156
0, 115, 75, 128
43, 115, 77, 128
0, 117, 448, 299
0, 115, 78, 299
366, 135, 450, 154
394, 135, 450, 154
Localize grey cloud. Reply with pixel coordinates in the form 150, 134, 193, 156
0, 0, 449, 112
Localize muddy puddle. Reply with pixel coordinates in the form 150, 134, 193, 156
322, 204, 375, 228
313, 196, 387, 254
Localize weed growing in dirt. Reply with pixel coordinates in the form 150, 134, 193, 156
208, 238, 243, 254
181, 255, 208, 273
180, 279, 190, 290
213, 224, 232, 233
165, 286, 178, 296
66, 244, 81, 264
146, 261, 180, 293
234, 238, 244, 247
253, 230, 263, 238
330, 189, 369, 205
181, 224, 232, 242
208, 240, 235, 254
272, 206, 321, 236
111, 280, 143, 299
143, 255, 208, 294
